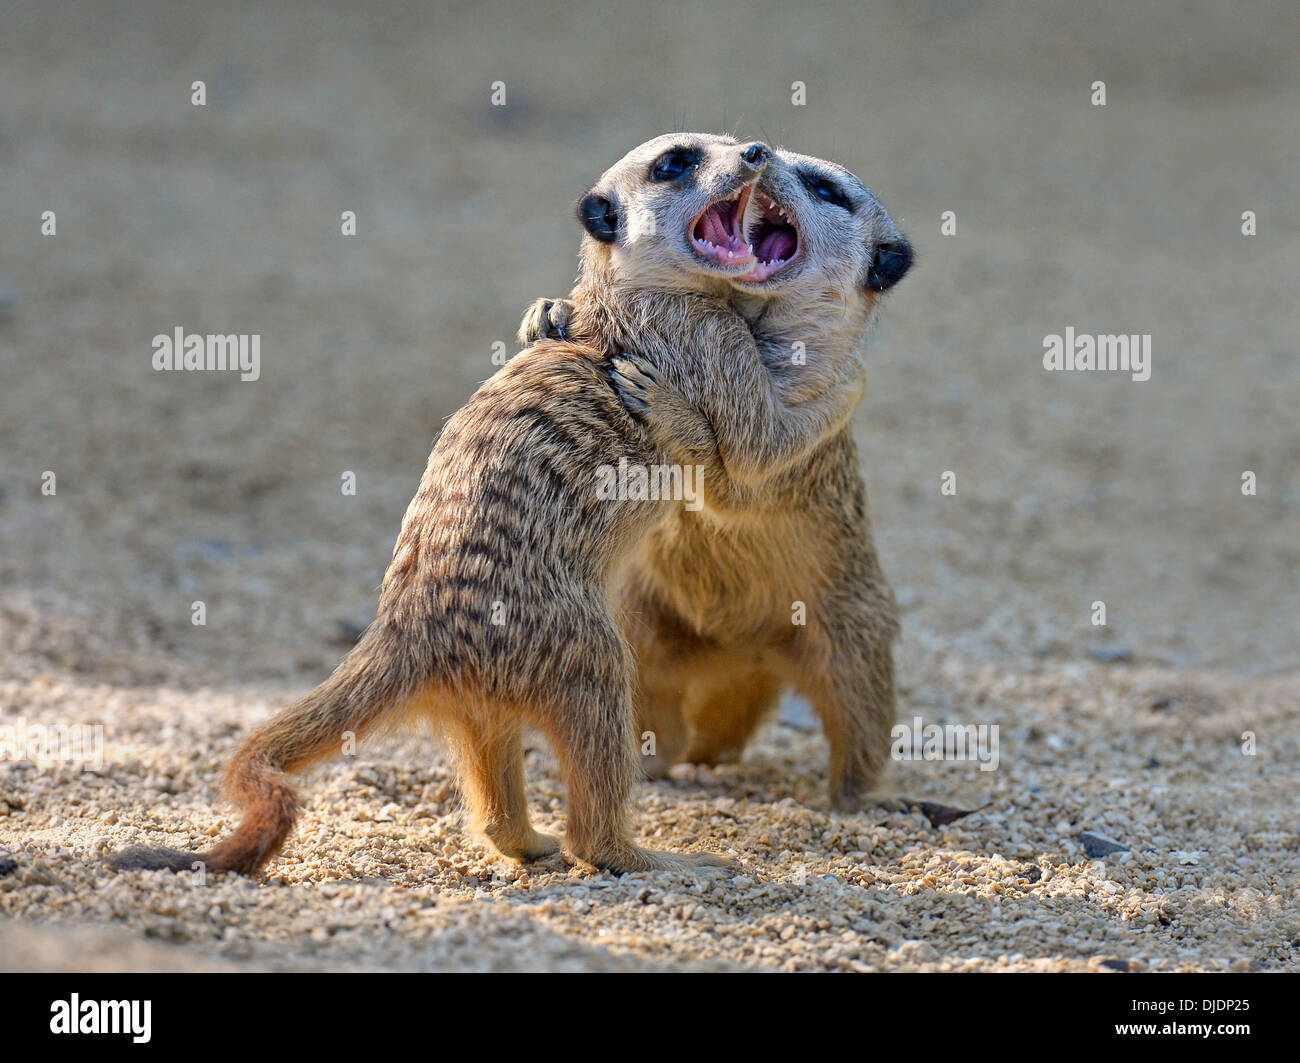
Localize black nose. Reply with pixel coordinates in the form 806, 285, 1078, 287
741, 143, 770, 169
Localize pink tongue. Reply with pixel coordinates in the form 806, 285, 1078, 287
697, 205, 754, 255
699, 207, 731, 245
758, 228, 796, 262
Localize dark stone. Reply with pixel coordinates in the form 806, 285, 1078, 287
1078, 830, 1129, 858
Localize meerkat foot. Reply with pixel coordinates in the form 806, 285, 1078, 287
671, 850, 738, 871
567, 841, 737, 874
681, 749, 742, 769
834, 793, 912, 814
640, 753, 676, 779
486, 826, 563, 863
829, 778, 908, 814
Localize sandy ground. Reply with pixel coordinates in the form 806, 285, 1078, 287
1, 0, 1297, 971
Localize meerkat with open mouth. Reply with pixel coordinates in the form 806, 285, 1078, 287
522, 133, 912, 810
110, 133, 907, 879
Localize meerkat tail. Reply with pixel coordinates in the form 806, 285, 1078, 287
109, 621, 423, 876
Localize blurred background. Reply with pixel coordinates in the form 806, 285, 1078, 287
2, 0, 1297, 691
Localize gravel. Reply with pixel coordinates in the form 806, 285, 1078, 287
1, 658, 1295, 972
1, 0, 1297, 972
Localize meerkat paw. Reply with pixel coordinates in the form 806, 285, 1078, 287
609, 352, 719, 464
568, 841, 737, 875
677, 850, 740, 871
829, 782, 911, 814
858, 794, 913, 814
517, 297, 573, 345
609, 352, 688, 432
608, 352, 658, 418
485, 826, 563, 863
640, 753, 676, 780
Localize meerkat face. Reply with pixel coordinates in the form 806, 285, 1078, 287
576, 133, 912, 303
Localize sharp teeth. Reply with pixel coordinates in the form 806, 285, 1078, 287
741, 190, 764, 245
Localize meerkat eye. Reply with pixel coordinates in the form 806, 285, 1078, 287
650, 148, 701, 182
799, 170, 853, 212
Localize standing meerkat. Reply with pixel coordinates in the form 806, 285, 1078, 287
522, 134, 913, 810
110, 133, 901, 877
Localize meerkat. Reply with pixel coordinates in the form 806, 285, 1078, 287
521, 134, 912, 810
110, 133, 900, 877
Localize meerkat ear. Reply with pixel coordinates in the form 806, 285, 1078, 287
577, 191, 620, 243
866, 237, 913, 292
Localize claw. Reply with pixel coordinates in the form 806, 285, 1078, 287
615, 352, 660, 382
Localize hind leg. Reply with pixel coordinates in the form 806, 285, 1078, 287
622, 589, 709, 778
791, 591, 899, 810
529, 618, 735, 873
682, 661, 783, 766
447, 712, 559, 863
625, 591, 782, 770
632, 655, 690, 778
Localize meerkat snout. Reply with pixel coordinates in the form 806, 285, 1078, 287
740, 142, 771, 169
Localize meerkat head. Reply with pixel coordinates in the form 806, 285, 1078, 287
575, 132, 912, 305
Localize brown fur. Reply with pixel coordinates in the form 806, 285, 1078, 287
110, 133, 910, 878
524, 134, 912, 810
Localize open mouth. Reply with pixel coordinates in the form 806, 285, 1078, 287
689, 185, 800, 282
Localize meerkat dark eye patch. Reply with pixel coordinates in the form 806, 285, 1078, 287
866, 238, 913, 292
798, 170, 853, 212
649, 148, 702, 182
577, 191, 619, 243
